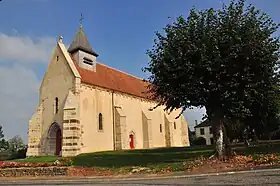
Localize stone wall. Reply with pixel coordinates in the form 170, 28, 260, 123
0, 167, 68, 177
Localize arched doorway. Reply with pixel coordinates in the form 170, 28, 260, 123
55, 128, 62, 155
129, 132, 135, 149
129, 134, 134, 149
47, 122, 62, 156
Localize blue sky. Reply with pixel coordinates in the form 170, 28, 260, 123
0, 0, 279, 142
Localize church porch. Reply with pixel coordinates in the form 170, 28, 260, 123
44, 122, 62, 156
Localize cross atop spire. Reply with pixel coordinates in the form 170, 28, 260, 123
79, 13, 84, 27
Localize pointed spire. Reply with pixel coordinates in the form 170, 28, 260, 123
68, 15, 98, 57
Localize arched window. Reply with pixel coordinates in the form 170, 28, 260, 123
55, 97, 59, 114
98, 113, 103, 131
174, 122, 176, 129
159, 124, 162, 133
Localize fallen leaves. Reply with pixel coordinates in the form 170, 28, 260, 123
67, 167, 113, 177
0, 158, 70, 168
2, 153, 280, 177
0, 162, 53, 168
185, 153, 280, 174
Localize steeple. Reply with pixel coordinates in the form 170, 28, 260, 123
68, 14, 98, 72
68, 18, 98, 57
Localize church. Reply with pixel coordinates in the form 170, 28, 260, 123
26, 24, 190, 157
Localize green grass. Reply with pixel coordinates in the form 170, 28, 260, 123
72, 146, 214, 168
234, 143, 280, 155
71, 142, 280, 168
10, 141, 280, 170
7, 146, 214, 171
11, 156, 59, 163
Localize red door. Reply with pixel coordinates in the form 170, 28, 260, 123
129, 134, 134, 149
55, 129, 62, 155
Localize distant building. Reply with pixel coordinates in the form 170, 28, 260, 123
194, 120, 213, 145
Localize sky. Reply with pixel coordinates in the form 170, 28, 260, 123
0, 0, 279, 143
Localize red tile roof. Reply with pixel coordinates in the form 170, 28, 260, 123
72, 57, 153, 100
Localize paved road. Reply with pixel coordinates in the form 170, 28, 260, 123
1, 168, 280, 185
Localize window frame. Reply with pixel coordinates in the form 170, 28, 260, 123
98, 113, 103, 131
200, 128, 205, 135
55, 97, 59, 114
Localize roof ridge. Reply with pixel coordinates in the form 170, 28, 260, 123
70, 54, 153, 100
194, 119, 211, 128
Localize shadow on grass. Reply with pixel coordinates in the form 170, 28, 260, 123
73, 143, 280, 168
72, 146, 214, 168
235, 143, 280, 155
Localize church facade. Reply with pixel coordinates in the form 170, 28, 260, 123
27, 25, 190, 157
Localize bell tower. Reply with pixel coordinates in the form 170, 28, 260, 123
68, 14, 98, 71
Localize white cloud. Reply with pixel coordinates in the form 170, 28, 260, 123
0, 65, 40, 143
0, 33, 56, 63
0, 32, 56, 143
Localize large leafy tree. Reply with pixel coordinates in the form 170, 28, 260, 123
246, 85, 280, 139
144, 0, 280, 157
8, 135, 26, 153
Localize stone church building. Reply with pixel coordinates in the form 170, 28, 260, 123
27, 25, 190, 157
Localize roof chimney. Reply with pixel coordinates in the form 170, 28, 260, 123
195, 120, 198, 126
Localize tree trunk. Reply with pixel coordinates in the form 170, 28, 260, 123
212, 117, 232, 159
213, 117, 225, 159
208, 109, 233, 159
222, 124, 232, 158
243, 127, 249, 147
216, 123, 224, 158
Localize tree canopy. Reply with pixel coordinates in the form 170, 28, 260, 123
144, 0, 280, 130
8, 135, 26, 153
0, 125, 4, 140
0, 125, 8, 152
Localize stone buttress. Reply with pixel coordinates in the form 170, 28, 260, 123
26, 103, 43, 156
62, 90, 81, 157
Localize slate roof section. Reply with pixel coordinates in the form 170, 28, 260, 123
71, 57, 154, 100
68, 26, 99, 57
194, 120, 212, 128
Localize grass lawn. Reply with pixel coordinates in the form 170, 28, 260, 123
10, 146, 214, 169
234, 143, 280, 155
72, 146, 214, 168
11, 156, 59, 163
71, 142, 280, 169
9, 141, 280, 172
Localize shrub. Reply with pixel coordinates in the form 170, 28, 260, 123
59, 157, 73, 166
0, 152, 11, 161
192, 137, 207, 146
8, 147, 27, 160
15, 148, 27, 159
